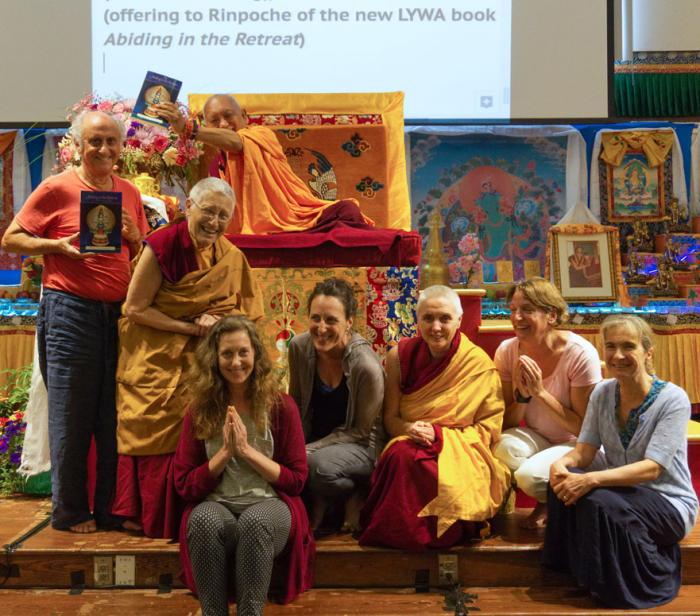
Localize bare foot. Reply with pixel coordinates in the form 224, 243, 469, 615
121, 520, 143, 532
70, 519, 97, 533
520, 502, 547, 529
341, 492, 364, 534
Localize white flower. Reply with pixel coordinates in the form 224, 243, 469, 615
162, 147, 179, 167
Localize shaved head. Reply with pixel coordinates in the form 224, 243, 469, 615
203, 94, 240, 115
202, 94, 248, 131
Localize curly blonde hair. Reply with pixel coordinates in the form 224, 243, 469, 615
187, 316, 280, 440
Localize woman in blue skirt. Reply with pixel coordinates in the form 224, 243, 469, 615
543, 314, 698, 609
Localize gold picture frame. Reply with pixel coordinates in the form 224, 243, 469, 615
549, 225, 621, 302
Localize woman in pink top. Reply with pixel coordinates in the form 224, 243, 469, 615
493, 278, 602, 528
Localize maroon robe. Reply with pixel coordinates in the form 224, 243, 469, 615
359, 334, 482, 550
174, 394, 314, 605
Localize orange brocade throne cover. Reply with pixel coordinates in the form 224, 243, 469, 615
189, 92, 412, 233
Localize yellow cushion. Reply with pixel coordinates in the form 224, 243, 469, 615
688, 419, 700, 443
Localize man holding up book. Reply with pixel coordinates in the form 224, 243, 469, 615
1, 111, 148, 533
156, 95, 373, 234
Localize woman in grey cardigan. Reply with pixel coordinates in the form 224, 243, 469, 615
288, 278, 384, 535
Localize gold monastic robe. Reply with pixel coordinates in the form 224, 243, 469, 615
387, 334, 511, 536
116, 236, 263, 455
222, 125, 372, 234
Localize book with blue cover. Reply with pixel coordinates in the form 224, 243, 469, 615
132, 71, 182, 127
80, 191, 122, 253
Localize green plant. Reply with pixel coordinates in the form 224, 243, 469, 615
0, 364, 32, 418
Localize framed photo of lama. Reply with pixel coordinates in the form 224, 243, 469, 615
606, 150, 665, 222
550, 226, 620, 302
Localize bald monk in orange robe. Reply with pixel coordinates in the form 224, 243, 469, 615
156, 95, 373, 234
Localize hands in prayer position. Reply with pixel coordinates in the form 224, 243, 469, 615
514, 354, 544, 398
221, 405, 250, 459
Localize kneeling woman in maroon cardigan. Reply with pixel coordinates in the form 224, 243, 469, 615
173, 316, 314, 616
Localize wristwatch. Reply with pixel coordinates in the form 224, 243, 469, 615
515, 389, 532, 404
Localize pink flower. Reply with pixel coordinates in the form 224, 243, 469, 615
458, 233, 480, 255
153, 134, 169, 153
175, 154, 186, 166
134, 126, 155, 145
185, 142, 200, 158
98, 101, 113, 112
60, 148, 74, 163
112, 102, 125, 114
127, 138, 141, 149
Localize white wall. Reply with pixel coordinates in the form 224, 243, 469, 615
0, 0, 91, 123
633, 0, 700, 51
511, 0, 609, 118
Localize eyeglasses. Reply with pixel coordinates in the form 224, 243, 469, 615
191, 200, 232, 224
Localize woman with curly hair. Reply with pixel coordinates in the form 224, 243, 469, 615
173, 316, 313, 616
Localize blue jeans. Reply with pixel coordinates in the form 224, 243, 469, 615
37, 289, 121, 529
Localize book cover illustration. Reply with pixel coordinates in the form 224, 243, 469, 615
132, 71, 182, 127
80, 191, 122, 253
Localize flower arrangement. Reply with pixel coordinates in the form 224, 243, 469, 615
0, 365, 32, 495
448, 233, 483, 287
57, 94, 202, 192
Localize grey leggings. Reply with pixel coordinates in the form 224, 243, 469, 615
187, 498, 291, 616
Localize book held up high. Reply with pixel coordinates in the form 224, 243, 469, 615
132, 71, 182, 127
80, 191, 122, 253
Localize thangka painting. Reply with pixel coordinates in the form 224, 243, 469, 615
409, 132, 567, 284
599, 154, 672, 254
267, 119, 389, 227
606, 151, 664, 222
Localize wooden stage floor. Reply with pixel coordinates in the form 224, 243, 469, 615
1, 496, 699, 614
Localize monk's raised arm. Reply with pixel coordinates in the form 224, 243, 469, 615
154, 101, 243, 154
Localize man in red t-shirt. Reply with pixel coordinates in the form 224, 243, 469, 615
2, 111, 148, 533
